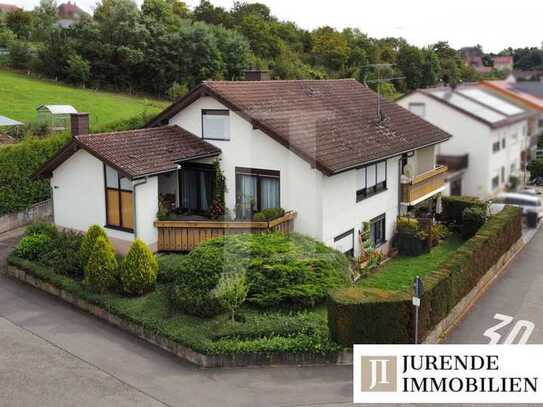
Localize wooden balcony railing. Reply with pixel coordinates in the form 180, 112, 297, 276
154, 211, 297, 252
400, 165, 448, 204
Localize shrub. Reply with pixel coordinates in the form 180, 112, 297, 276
441, 196, 486, 226
80, 225, 108, 268
212, 271, 249, 323
171, 233, 350, 316
84, 236, 118, 293
461, 206, 487, 240
0, 133, 69, 216
253, 208, 285, 221
528, 159, 543, 180
38, 229, 83, 277
329, 206, 522, 345
25, 222, 58, 239
120, 239, 158, 296
157, 254, 189, 283
15, 234, 51, 260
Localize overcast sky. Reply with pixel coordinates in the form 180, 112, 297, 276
8, 0, 543, 52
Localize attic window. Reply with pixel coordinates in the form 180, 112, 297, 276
202, 109, 230, 141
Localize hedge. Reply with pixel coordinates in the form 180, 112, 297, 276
328, 206, 522, 345
441, 195, 486, 226
0, 133, 69, 216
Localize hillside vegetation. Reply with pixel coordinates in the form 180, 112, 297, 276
0, 69, 168, 127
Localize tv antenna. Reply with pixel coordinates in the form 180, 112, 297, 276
362, 63, 404, 121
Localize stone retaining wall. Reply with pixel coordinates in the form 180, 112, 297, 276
0, 200, 52, 234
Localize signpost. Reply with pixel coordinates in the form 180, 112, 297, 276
413, 276, 423, 344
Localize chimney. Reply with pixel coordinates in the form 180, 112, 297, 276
70, 113, 89, 138
243, 69, 270, 81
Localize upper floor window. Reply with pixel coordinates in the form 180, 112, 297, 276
408, 103, 426, 118
492, 175, 500, 190
202, 109, 230, 140
356, 160, 387, 202
235, 167, 280, 219
501, 138, 506, 149
492, 141, 500, 153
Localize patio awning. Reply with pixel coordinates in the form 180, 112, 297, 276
0, 115, 23, 127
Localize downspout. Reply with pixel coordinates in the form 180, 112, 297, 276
132, 177, 148, 239
175, 164, 181, 208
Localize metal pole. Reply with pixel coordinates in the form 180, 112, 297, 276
415, 305, 419, 345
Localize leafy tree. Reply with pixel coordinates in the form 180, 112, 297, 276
420, 47, 440, 88
7, 40, 33, 68
66, 54, 91, 85
167, 81, 188, 101
212, 271, 248, 323
6, 9, 33, 39
0, 26, 16, 47
397, 44, 424, 90
231, 1, 272, 22
32, 0, 57, 41
193, 0, 232, 26
311, 26, 350, 72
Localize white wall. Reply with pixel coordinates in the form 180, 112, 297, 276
321, 157, 400, 255
169, 97, 325, 239
51, 149, 134, 242
135, 176, 158, 248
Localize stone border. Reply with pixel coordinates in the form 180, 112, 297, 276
423, 237, 525, 344
4, 264, 352, 368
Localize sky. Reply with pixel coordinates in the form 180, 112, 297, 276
8, 0, 543, 53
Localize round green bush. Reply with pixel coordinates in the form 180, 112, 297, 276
38, 229, 83, 277
170, 233, 351, 316
80, 224, 108, 267
15, 234, 51, 260
84, 235, 118, 293
121, 239, 158, 296
25, 222, 58, 239
157, 254, 189, 283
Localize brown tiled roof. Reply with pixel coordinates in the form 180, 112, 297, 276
36, 126, 220, 179
148, 79, 451, 175
0, 3, 20, 13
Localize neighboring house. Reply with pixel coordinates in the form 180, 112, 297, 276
56, 1, 88, 28
459, 47, 513, 74
37, 104, 78, 132
0, 3, 20, 13
398, 84, 534, 199
36, 79, 450, 256
492, 56, 513, 72
0, 133, 15, 145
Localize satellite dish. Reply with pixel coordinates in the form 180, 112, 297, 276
403, 163, 414, 178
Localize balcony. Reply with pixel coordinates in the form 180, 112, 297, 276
400, 165, 448, 205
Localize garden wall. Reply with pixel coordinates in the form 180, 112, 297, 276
328, 206, 523, 345
0, 199, 52, 234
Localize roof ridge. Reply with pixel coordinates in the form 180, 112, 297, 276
203, 78, 357, 84
80, 124, 176, 138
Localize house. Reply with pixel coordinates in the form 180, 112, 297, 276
398, 84, 535, 199
36, 79, 450, 256
0, 3, 20, 13
493, 56, 513, 72
37, 105, 78, 132
56, 2, 88, 28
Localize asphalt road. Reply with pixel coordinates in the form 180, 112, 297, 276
2, 226, 543, 407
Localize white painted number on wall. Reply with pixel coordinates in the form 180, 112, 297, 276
483, 313, 535, 344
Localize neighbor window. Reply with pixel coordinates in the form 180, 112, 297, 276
202, 109, 230, 140
180, 163, 215, 212
502, 138, 506, 149
356, 160, 387, 202
370, 214, 386, 247
501, 166, 505, 184
511, 162, 517, 175
408, 103, 426, 118
492, 175, 500, 190
334, 229, 354, 257
235, 167, 280, 219
104, 165, 133, 231
492, 141, 500, 153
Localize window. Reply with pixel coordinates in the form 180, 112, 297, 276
235, 167, 280, 219
370, 214, 386, 247
202, 110, 230, 140
104, 165, 133, 231
511, 162, 517, 175
334, 229, 354, 257
501, 166, 505, 184
492, 141, 500, 153
492, 175, 500, 190
356, 160, 387, 202
502, 138, 506, 149
408, 103, 426, 118
180, 163, 215, 212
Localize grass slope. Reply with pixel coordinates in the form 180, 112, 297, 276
357, 236, 463, 292
0, 70, 168, 127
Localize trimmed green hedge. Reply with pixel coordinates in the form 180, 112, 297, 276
0, 133, 69, 216
328, 206, 522, 345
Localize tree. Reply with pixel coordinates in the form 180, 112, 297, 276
6, 9, 32, 39
212, 271, 248, 323
121, 239, 158, 295
32, 0, 57, 41
212, 25, 251, 80
193, 0, 231, 26
397, 44, 424, 90
231, 1, 272, 22
66, 54, 90, 85
84, 235, 118, 293
420, 47, 440, 88
7, 41, 33, 69
311, 26, 351, 72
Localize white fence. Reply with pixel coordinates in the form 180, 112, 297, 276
0, 200, 53, 234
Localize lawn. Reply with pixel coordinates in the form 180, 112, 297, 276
357, 236, 464, 292
0, 69, 168, 128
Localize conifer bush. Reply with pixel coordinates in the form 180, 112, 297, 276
80, 225, 108, 267
83, 236, 118, 293
121, 239, 158, 296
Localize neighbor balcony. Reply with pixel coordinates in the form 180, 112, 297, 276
400, 165, 448, 205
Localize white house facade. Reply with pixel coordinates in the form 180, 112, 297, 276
38, 79, 451, 256
398, 85, 532, 200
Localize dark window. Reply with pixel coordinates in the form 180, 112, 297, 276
502, 138, 506, 149
501, 166, 505, 184
492, 141, 500, 153
492, 176, 500, 189
235, 167, 280, 219
180, 163, 215, 212
356, 160, 387, 202
104, 165, 133, 231
370, 214, 386, 247
202, 109, 230, 140
334, 229, 354, 257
